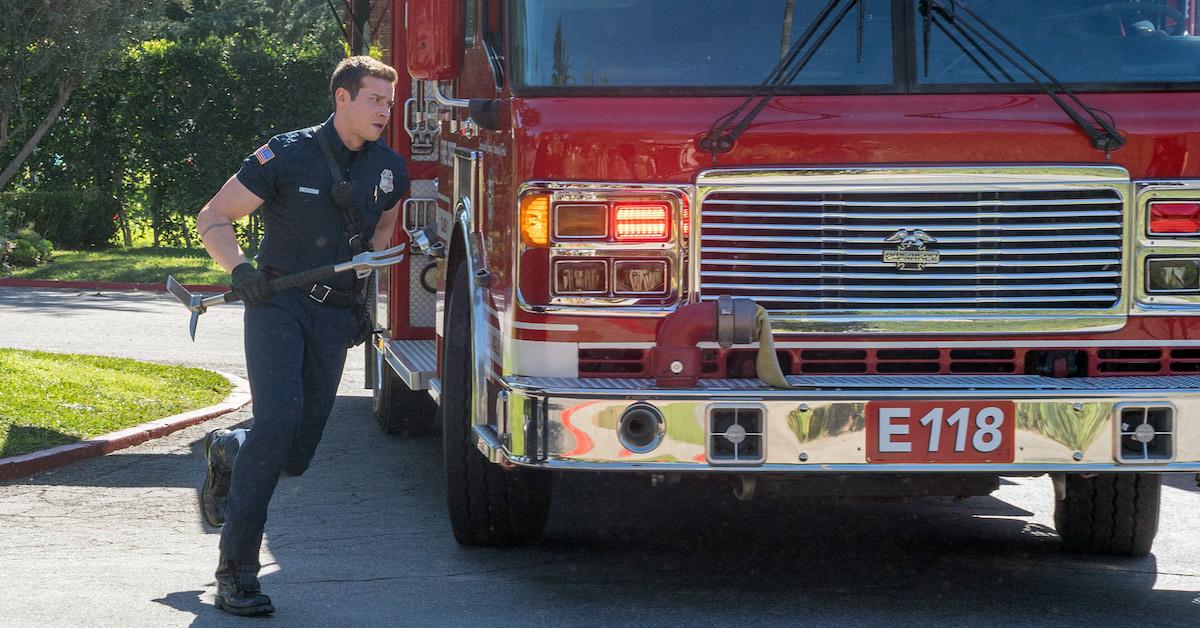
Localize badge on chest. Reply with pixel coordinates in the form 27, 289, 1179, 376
375, 169, 394, 203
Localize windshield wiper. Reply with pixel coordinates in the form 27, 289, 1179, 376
922, 0, 1125, 157
698, 0, 863, 159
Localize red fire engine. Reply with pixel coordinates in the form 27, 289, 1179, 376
370, 0, 1200, 554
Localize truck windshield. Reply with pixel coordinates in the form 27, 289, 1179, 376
916, 0, 1200, 87
511, 0, 895, 89
511, 0, 1200, 91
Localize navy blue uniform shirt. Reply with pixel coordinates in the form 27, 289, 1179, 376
236, 114, 409, 292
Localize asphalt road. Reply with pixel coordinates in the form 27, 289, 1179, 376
1, 286, 1199, 627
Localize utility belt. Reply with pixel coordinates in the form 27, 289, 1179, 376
264, 266, 356, 308
304, 282, 355, 308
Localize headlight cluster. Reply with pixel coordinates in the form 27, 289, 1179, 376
517, 184, 689, 309
1138, 188, 1200, 306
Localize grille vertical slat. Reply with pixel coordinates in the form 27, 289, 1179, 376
699, 185, 1124, 312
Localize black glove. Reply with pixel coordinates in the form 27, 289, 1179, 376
231, 262, 273, 306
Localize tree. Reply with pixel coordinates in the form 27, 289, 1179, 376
161, 0, 340, 43
0, 0, 166, 191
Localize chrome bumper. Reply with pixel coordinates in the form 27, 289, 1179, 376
475, 375, 1200, 474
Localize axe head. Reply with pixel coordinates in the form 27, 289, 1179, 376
165, 275, 205, 341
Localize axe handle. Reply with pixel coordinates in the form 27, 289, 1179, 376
266, 264, 338, 292
204, 264, 340, 307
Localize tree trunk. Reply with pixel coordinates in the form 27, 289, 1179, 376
110, 162, 132, 247
0, 80, 76, 191
118, 206, 133, 248
150, 187, 162, 248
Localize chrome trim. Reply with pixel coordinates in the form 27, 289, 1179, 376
702, 245, 1122, 257
700, 295, 1115, 304
484, 376, 1200, 472
402, 197, 438, 240
711, 220, 1121, 232
693, 166, 1131, 335
508, 460, 1200, 474
1133, 180, 1200, 314
704, 258, 1117, 268
431, 81, 469, 109
450, 148, 493, 431
703, 233, 1120, 245
703, 197, 1120, 208
381, 338, 437, 391
705, 270, 1118, 281
505, 374, 1200, 396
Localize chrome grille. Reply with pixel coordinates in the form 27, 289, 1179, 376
699, 184, 1125, 312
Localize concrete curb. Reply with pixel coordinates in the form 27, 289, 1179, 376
0, 371, 252, 481
0, 278, 227, 293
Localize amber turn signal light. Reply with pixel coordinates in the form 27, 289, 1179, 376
521, 194, 550, 246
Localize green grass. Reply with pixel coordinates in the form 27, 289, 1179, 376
0, 349, 232, 458
6, 246, 228, 285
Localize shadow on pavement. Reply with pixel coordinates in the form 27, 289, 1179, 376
0, 288, 191, 317
1163, 472, 1198, 493
147, 393, 1195, 626
152, 591, 209, 622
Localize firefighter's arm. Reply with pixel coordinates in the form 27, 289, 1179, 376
196, 175, 264, 273
371, 201, 401, 252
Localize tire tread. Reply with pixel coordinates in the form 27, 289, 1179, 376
1054, 473, 1160, 556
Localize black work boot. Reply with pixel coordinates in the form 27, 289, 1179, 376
201, 428, 240, 527
214, 560, 274, 616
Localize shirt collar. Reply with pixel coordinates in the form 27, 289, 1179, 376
318, 114, 373, 159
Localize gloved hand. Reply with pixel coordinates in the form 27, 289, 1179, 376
231, 262, 273, 306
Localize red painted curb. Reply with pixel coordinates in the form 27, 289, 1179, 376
0, 278, 227, 293
0, 371, 252, 481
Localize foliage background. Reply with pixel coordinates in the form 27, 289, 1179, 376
0, 0, 346, 251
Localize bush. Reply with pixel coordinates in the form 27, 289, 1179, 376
0, 188, 119, 249
6, 227, 53, 267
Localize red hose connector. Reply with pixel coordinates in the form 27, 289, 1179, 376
651, 296, 758, 388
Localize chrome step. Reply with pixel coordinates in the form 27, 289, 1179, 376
383, 339, 437, 391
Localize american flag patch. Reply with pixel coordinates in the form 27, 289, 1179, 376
253, 144, 275, 165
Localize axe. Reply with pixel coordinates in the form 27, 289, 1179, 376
166, 243, 406, 340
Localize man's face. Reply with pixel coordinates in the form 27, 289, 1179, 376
336, 76, 395, 144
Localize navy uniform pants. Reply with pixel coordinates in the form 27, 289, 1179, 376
219, 288, 357, 565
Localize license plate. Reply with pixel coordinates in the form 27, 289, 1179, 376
866, 400, 1016, 463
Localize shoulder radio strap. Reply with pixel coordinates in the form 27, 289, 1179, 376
315, 127, 366, 255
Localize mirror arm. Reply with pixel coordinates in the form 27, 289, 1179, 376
432, 82, 470, 109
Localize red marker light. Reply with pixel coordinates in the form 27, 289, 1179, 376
681, 196, 691, 238
1149, 201, 1200, 235
613, 202, 671, 241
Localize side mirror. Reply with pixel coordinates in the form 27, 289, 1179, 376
407, 0, 464, 81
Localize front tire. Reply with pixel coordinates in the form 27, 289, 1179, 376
1053, 473, 1160, 556
442, 262, 551, 546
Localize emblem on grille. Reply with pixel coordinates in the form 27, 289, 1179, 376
882, 228, 941, 271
